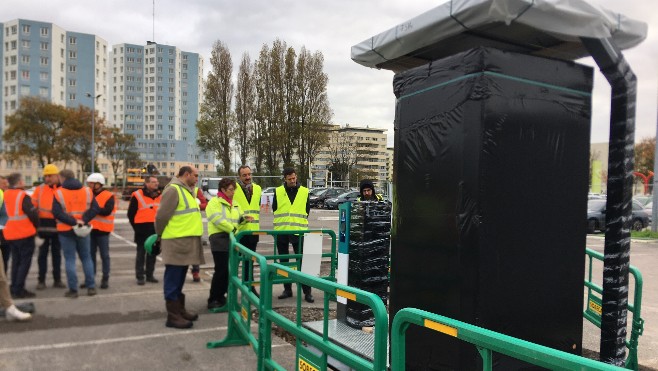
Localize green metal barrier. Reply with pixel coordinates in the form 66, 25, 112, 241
584, 248, 644, 370
261, 263, 389, 371
391, 307, 625, 371
206, 233, 270, 355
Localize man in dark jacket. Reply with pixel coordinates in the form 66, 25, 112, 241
86, 173, 116, 289
357, 179, 383, 202
52, 169, 101, 298
127, 175, 161, 285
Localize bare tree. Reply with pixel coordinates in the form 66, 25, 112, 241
98, 126, 139, 187
327, 130, 358, 183
235, 52, 256, 169
295, 48, 332, 183
196, 40, 234, 173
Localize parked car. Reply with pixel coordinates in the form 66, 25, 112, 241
309, 188, 347, 208
587, 199, 650, 233
324, 190, 360, 210
633, 195, 652, 206
261, 186, 276, 197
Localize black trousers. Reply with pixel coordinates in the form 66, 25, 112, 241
134, 230, 156, 280
276, 234, 310, 294
240, 234, 259, 283
208, 250, 229, 303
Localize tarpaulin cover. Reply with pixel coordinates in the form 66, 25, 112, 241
346, 201, 391, 329
351, 0, 647, 72
390, 47, 592, 370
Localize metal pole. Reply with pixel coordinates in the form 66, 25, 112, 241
652, 83, 658, 232
87, 93, 102, 173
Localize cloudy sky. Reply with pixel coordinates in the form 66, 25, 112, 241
4, 0, 656, 146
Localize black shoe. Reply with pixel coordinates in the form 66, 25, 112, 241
304, 294, 315, 303
20, 290, 36, 299
79, 283, 87, 289
146, 276, 159, 283
100, 280, 109, 289
278, 290, 293, 300
137, 279, 145, 286
53, 281, 66, 289
207, 297, 226, 310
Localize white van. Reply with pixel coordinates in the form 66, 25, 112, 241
201, 177, 222, 199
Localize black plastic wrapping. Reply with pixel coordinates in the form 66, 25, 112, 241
390, 47, 592, 370
346, 201, 391, 329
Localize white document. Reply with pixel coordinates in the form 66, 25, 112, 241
301, 233, 323, 277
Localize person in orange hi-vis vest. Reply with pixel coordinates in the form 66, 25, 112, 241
127, 175, 161, 285
33, 164, 65, 290
86, 173, 116, 290
0, 175, 10, 274
4, 173, 39, 299
52, 169, 101, 299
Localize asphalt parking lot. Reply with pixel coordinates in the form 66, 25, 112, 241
1, 203, 657, 369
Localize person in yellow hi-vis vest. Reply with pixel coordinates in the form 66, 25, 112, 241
155, 166, 204, 329
234, 165, 262, 297
273, 167, 314, 303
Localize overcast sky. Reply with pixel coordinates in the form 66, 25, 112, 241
3, 0, 656, 146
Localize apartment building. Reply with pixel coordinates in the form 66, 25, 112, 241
0, 19, 107, 183
109, 42, 213, 177
311, 124, 389, 189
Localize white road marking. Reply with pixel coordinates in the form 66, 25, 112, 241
111, 231, 136, 247
317, 217, 338, 221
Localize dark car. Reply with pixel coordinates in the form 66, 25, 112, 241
309, 188, 347, 208
587, 199, 650, 233
324, 191, 360, 210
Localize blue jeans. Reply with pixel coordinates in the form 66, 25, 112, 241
37, 235, 62, 283
9, 237, 35, 295
59, 233, 95, 291
90, 233, 110, 280
163, 265, 188, 301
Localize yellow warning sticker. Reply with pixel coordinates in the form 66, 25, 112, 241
336, 289, 356, 301
589, 299, 602, 316
298, 357, 319, 371
424, 319, 458, 337
277, 269, 288, 277
241, 307, 248, 321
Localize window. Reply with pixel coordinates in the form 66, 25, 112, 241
68, 79, 76, 86
22, 24, 30, 34
40, 27, 49, 36
21, 55, 30, 64
40, 42, 48, 50
69, 36, 76, 44
69, 65, 76, 72
21, 39, 30, 48
40, 56, 48, 65
11, 25, 17, 35
69, 51, 77, 59
21, 70, 29, 80
39, 87, 48, 97
40, 72, 48, 81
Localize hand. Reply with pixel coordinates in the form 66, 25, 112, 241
244, 216, 254, 222
76, 220, 85, 226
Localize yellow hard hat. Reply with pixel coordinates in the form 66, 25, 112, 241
43, 164, 59, 176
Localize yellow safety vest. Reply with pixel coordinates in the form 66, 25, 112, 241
273, 186, 309, 230
161, 184, 203, 239
206, 196, 241, 236
233, 183, 261, 232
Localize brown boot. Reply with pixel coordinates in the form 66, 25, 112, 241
178, 293, 199, 321
165, 300, 193, 329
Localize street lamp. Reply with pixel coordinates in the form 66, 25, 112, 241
86, 92, 102, 173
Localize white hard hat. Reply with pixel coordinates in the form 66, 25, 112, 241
73, 224, 92, 238
86, 173, 105, 185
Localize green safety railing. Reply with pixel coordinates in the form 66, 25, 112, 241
253, 228, 338, 285
391, 307, 625, 371
206, 233, 269, 353
584, 247, 644, 370
261, 263, 389, 371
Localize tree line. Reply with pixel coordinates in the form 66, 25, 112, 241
196, 39, 333, 183
2, 96, 139, 183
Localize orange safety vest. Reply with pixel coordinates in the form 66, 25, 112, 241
4, 189, 37, 240
132, 189, 160, 224
90, 189, 116, 232
32, 183, 58, 219
54, 187, 93, 232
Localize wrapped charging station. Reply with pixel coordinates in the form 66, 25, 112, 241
352, 0, 646, 368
